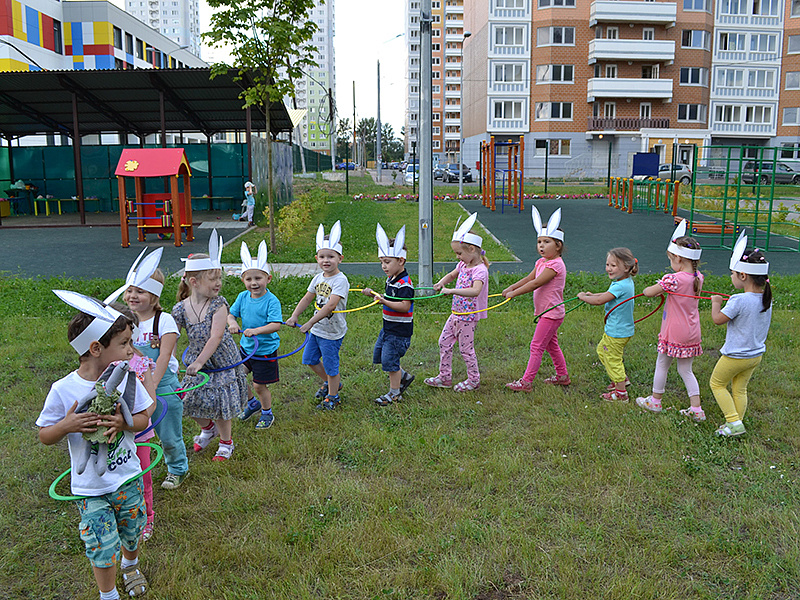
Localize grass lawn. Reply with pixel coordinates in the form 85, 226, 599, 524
1, 271, 799, 599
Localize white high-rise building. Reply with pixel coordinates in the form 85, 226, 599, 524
294, 0, 336, 155
125, 0, 200, 56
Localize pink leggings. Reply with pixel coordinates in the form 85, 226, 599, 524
136, 444, 154, 521
652, 352, 700, 398
438, 315, 480, 384
522, 317, 568, 382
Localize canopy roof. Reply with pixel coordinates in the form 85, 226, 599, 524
0, 68, 292, 138
115, 148, 191, 177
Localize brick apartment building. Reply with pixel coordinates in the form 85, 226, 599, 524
407, 0, 800, 178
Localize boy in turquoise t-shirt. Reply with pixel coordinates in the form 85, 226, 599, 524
227, 242, 282, 429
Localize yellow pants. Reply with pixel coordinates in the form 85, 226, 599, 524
710, 355, 762, 423
596, 333, 631, 383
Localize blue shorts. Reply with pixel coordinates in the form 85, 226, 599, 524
302, 334, 343, 376
373, 329, 411, 372
77, 479, 146, 568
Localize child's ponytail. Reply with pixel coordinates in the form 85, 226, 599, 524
743, 249, 772, 312
674, 236, 702, 294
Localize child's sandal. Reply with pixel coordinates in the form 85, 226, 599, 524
121, 565, 148, 597
424, 375, 452, 388
454, 380, 479, 392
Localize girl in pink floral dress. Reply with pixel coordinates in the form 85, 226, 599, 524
636, 220, 706, 421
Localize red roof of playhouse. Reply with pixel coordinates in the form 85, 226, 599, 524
114, 148, 192, 178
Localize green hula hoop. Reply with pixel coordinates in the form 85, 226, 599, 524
533, 296, 585, 323
160, 370, 210, 396
49, 442, 164, 502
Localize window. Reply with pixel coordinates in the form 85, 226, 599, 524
640, 102, 652, 119
748, 70, 774, 88
433, 113, 441, 121
125, 33, 133, 54
720, 0, 746, 13
682, 30, 710, 49
790, 35, 800, 53
606, 27, 618, 40
605, 64, 617, 78
793, 0, 800, 15
113, 27, 123, 50
495, 100, 524, 119
498, 0, 526, 7
535, 102, 572, 120
594, 64, 602, 77
680, 67, 708, 85
538, 0, 575, 6
642, 64, 659, 78
497, 63, 526, 82
595, 26, 603, 39
783, 107, 800, 124
136, 39, 144, 59
433, 126, 441, 135
433, 99, 441, 107
536, 64, 573, 82
715, 105, 742, 122
549, 140, 571, 156
432, 85, 440, 92
432, 43, 440, 51
643, 28, 654, 41
753, 0, 779, 15
537, 26, 575, 45
745, 105, 772, 123
432, 71, 440, 79
750, 34, 776, 53
495, 26, 525, 46
786, 71, 800, 89
678, 104, 707, 121
53, 20, 62, 55
433, 140, 441, 150
604, 102, 616, 118
683, 0, 707, 10
717, 69, 744, 87
718, 32, 746, 51
432, 57, 440, 65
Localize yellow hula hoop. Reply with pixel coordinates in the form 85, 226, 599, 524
314, 288, 381, 314
452, 293, 512, 316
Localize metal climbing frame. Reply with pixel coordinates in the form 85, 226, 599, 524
480, 136, 525, 212
608, 177, 680, 216
688, 145, 800, 252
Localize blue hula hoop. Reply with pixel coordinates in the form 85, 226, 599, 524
181, 336, 259, 373
249, 323, 309, 362
134, 395, 169, 441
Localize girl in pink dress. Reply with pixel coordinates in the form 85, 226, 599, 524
504, 206, 571, 392
636, 220, 705, 420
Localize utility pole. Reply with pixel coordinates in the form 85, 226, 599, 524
418, 0, 434, 289
353, 81, 357, 168
377, 60, 382, 183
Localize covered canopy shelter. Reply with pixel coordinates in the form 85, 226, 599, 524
0, 67, 292, 224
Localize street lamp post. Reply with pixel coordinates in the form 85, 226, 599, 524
458, 31, 471, 197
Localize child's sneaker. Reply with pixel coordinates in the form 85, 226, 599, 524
374, 392, 400, 406
161, 472, 188, 490
505, 378, 532, 392
238, 397, 262, 421
316, 381, 343, 400
424, 375, 452, 388
679, 406, 706, 422
399, 372, 415, 394
255, 412, 274, 430
601, 389, 629, 402
317, 394, 340, 410
192, 423, 218, 452
212, 441, 234, 461
635, 395, 662, 413
543, 374, 571, 386
716, 421, 746, 437
606, 378, 631, 391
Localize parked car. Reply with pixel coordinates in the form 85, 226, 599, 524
658, 163, 692, 185
335, 162, 355, 170
442, 163, 473, 183
433, 165, 445, 180
741, 161, 800, 185
404, 163, 419, 185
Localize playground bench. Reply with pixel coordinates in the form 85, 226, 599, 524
33, 198, 79, 217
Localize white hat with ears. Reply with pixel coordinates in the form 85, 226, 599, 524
729, 229, 769, 275
667, 219, 702, 260
182, 228, 223, 271
241, 240, 270, 274
316, 220, 343, 255
376, 223, 407, 259
531, 205, 564, 242
104, 247, 164, 305
452, 212, 483, 248
53, 290, 127, 355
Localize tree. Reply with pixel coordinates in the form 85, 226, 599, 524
336, 118, 352, 163
204, 0, 318, 249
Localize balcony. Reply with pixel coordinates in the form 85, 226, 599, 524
588, 39, 675, 64
714, 86, 777, 99
489, 117, 528, 132
716, 13, 781, 27
445, 17, 464, 27
588, 117, 670, 130
491, 81, 528, 93
587, 77, 673, 101
590, 0, 676, 26
711, 122, 774, 136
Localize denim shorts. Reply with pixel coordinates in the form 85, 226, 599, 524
302, 334, 343, 376
241, 347, 279, 385
77, 479, 146, 568
373, 329, 411, 372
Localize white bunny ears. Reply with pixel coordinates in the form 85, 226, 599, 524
667, 219, 702, 260
452, 212, 483, 248
531, 206, 564, 242
104, 247, 164, 305
182, 228, 223, 271
53, 290, 126, 355
316, 221, 343, 255
376, 223, 407, 259
241, 240, 270, 274
730, 230, 769, 275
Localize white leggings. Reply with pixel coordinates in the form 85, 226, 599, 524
652, 352, 700, 398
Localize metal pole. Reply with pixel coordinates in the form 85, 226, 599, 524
607, 138, 613, 185
329, 88, 336, 169
377, 60, 382, 183
418, 0, 434, 289
544, 139, 549, 194
458, 31, 471, 196
412, 141, 417, 196
72, 92, 86, 225
345, 138, 350, 195
352, 82, 357, 168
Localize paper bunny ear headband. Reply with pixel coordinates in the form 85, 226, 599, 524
316, 221, 343, 255
452, 212, 483, 248
103, 247, 164, 305
241, 240, 270, 274
53, 290, 127, 355
730, 230, 769, 275
667, 219, 702, 260
182, 229, 223, 271
531, 206, 564, 242
376, 223, 407, 259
